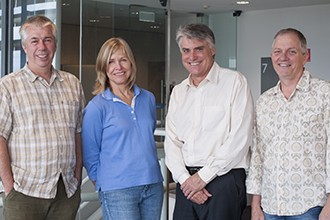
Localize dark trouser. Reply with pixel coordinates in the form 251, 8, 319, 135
3, 177, 81, 220
173, 168, 247, 220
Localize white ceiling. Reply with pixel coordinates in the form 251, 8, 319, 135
62, 0, 330, 32
114, 0, 330, 14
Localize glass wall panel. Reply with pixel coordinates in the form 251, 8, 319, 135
0, 0, 57, 75
13, 0, 57, 71
210, 12, 238, 70
61, 0, 167, 123
61, 0, 165, 100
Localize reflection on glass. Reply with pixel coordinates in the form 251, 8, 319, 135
14, 0, 57, 71
61, 0, 167, 124
0, 0, 57, 73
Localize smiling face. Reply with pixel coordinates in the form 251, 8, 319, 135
106, 49, 132, 89
180, 36, 215, 86
22, 24, 56, 74
271, 32, 309, 82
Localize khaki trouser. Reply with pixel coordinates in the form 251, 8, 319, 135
2, 177, 80, 220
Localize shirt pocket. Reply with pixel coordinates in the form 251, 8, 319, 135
61, 100, 80, 128
202, 106, 226, 132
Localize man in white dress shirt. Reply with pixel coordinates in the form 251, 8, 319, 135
164, 23, 254, 220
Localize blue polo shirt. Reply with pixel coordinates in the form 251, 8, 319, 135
82, 85, 163, 191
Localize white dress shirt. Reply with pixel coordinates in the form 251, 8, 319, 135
165, 62, 254, 184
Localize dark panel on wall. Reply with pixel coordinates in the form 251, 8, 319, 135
261, 57, 279, 94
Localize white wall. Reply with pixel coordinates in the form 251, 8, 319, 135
168, 4, 330, 102
235, 4, 330, 101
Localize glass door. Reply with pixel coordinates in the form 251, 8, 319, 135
0, 0, 57, 76
61, 0, 166, 108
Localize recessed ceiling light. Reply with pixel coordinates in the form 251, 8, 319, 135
203, 5, 209, 9
236, 1, 249, 5
89, 19, 100, 23
150, 25, 160, 29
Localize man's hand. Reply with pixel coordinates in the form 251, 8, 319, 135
4, 185, 13, 197
251, 195, 265, 220
190, 188, 212, 205
0, 136, 14, 197
181, 173, 208, 200
251, 205, 264, 220
319, 195, 330, 220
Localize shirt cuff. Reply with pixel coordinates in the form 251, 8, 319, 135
198, 166, 217, 184
177, 172, 191, 185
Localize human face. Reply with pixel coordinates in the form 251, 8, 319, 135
180, 36, 215, 85
107, 49, 132, 88
22, 25, 56, 74
271, 33, 308, 81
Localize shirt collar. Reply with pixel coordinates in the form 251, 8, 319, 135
185, 62, 217, 88
273, 70, 311, 95
101, 84, 140, 100
296, 70, 310, 92
24, 64, 62, 84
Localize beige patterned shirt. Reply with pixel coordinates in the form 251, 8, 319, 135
0, 65, 85, 199
246, 70, 330, 215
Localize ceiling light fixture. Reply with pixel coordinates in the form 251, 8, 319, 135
150, 25, 160, 29
89, 19, 100, 23
236, 1, 249, 5
203, 5, 209, 9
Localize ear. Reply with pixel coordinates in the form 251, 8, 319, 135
305, 49, 310, 62
21, 43, 28, 54
211, 47, 216, 59
211, 47, 216, 57
303, 49, 310, 64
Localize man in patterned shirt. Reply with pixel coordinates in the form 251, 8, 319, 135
0, 15, 85, 219
247, 28, 330, 220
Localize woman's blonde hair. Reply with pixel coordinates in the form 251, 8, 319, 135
93, 37, 137, 95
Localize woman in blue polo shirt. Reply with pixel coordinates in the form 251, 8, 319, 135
82, 37, 163, 220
